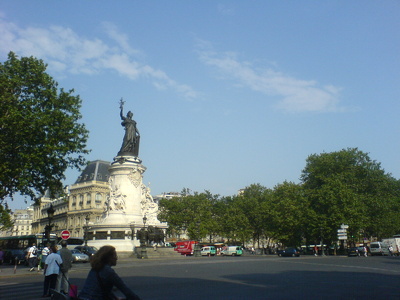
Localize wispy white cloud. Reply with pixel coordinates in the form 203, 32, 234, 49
217, 4, 235, 16
197, 41, 344, 113
0, 17, 197, 99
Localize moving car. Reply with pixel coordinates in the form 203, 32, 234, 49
75, 245, 98, 257
348, 247, 367, 257
70, 249, 90, 263
277, 247, 301, 257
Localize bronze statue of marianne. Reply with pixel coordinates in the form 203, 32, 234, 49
118, 99, 140, 157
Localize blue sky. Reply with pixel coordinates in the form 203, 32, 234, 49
1, 1, 399, 210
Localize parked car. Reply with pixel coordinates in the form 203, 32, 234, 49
75, 245, 98, 257
3, 250, 27, 265
70, 249, 90, 263
201, 246, 217, 256
277, 247, 301, 257
348, 247, 367, 257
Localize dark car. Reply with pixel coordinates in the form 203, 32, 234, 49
348, 247, 367, 257
75, 245, 98, 257
277, 247, 301, 257
4, 250, 27, 265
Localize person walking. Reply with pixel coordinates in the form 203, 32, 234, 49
41, 243, 50, 269
388, 245, 394, 256
79, 245, 141, 300
27, 242, 38, 272
43, 245, 63, 298
56, 240, 73, 294
363, 246, 368, 257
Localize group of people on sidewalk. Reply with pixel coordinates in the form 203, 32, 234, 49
26, 241, 141, 299
27, 241, 72, 297
26, 240, 73, 297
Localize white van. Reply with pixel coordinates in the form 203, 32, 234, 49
221, 246, 243, 256
370, 242, 390, 256
201, 246, 216, 256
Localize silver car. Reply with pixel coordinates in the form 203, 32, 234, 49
70, 249, 90, 263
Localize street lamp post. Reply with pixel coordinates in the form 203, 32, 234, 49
130, 222, 135, 240
84, 215, 90, 246
194, 221, 201, 257
45, 204, 55, 243
140, 216, 148, 259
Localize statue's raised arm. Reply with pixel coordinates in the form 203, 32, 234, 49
119, 98, 125, 120
117, 99, 140, 157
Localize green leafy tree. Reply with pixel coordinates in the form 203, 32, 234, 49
238, 184, 273, 247
270, 181, 309, 246
0, 203, 13, 230
158, 190, 220, 241
301, 148, 400, 244
216, 196, 253, 245
0, 52, 89, 206
158, 195, 187, 236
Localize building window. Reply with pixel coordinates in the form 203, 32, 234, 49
86, 193, 92, 205
95, 193, 102, 203
111, 231, 124, 239
96, 231, 108, 240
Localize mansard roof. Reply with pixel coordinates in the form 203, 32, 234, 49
75, 160, 111, 184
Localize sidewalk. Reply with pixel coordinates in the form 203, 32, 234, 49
0, 264, 44, 278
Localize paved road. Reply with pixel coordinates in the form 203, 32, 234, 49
1, 255, 400, 299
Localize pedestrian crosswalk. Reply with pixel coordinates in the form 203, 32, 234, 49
0, 263, 93, 300
0, 281, 45, 300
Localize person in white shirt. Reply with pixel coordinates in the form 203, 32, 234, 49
42, 245, 63, 298
27, 243, 38, 272
41, 243, 50, 269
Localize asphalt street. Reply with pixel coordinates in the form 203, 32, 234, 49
1, 255, 400, 300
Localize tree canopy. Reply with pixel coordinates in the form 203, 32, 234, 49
0, 52, 90, 204
301, 148, 400, 242
159, 148, 400, 248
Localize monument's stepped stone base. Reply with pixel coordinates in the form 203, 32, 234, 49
117, 247, 180, 258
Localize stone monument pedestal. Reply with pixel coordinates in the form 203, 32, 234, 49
86, 155, 167, 254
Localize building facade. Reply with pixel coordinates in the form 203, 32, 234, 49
1, 207, 34, 237
31, 160, 111, 239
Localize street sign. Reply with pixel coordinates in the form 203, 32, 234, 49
338, 236, 347, 240
340, 224, 349, 229
61, 230, 71, 240
337, 229, 347, 233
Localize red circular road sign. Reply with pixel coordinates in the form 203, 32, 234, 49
61, 230, 71, 240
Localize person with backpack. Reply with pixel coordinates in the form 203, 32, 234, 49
27, 242, 38, 272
